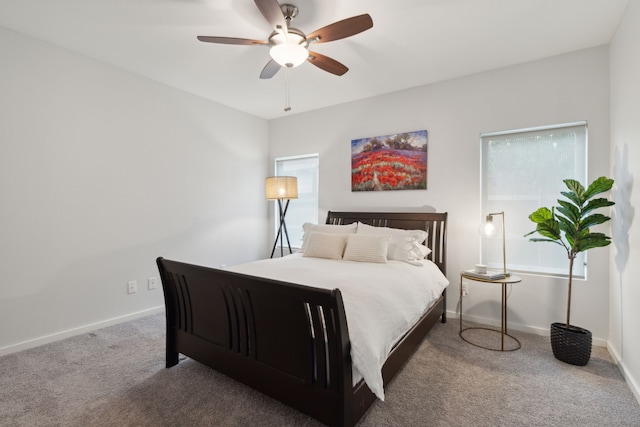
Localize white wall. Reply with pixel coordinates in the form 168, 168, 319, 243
269, 46, 611, 342
0, 27, 269, 354
610, 0, 640, 403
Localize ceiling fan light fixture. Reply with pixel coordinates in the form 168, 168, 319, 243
198, 2, 373, 79
269, 42, 308, 68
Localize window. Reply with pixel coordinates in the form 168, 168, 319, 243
480, 122, 588, 278
274, 154, 319, 249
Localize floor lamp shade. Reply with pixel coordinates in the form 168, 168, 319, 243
265, 176, 298, 200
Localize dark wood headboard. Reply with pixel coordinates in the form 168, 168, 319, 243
325, 211, 447, 277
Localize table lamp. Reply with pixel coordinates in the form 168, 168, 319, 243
480, 211, 509, 276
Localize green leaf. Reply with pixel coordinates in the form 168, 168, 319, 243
565, 233, 575, 250
577, 228, 590, 239
557, 216, 577, 242
533, 221, 561, 241
526, 207, 562, 240
575, 233, 612, 252
557, 201, 580, 223
557, 217, 574, 233
584, 176, 614, 200
580, 213, 611, 229
528, 238, 564, 247
560, 190, 582, 207
583, 198, 615, 215
564, 179, 586, 203
528, 207, 553, 224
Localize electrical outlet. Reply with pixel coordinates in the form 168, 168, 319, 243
461, 281, 469, 296
148, 277, 157, 290
127, 280, 137, 294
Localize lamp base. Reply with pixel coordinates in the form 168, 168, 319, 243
270, 199, 293, 258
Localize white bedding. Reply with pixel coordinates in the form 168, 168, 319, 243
226, 253, 449, 401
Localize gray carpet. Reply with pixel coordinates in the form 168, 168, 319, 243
1, 313, 639, 426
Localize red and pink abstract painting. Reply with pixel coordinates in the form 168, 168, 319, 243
351, 130, 427, 191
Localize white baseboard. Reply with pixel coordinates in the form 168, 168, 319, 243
607, 342, 640, 406
445, 309, 607, 347
0, 306, 165, 357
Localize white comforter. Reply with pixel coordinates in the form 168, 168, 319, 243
226, 253, 449, 400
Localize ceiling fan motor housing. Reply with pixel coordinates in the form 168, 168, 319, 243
268, 27, 307, 47
280, 4, 299, 21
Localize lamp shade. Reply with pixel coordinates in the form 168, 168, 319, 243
480, 215, 499, 237
265, 176, 298, 200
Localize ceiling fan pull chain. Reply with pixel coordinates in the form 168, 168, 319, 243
284, 68, 292, 112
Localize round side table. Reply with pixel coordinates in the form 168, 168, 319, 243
459, 272, 522, 351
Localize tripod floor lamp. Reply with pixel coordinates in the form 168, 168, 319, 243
266, 176, 298, 258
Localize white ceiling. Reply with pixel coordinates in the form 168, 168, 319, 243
0, 0, 629, 120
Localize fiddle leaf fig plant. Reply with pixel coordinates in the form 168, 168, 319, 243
524, 176, 615, 328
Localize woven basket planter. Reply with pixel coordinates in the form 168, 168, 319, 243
550, 322, 592, 366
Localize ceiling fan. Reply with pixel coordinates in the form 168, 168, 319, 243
197, 0, 373, 79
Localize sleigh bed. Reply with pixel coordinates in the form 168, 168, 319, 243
156, 211, 448, 427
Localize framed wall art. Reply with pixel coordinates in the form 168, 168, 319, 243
351, 129, 427, 191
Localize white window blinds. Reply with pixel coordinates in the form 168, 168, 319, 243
480, 122, 588, 277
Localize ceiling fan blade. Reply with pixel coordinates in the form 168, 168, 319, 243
307, 51, 348, 76
254, 0, 288, 32
307, 14, 373, 43
260, 59, 281, 79
197, 36, 266, 46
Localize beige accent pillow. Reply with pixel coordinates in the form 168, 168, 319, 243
343, 234, 391, 263
302, 232, 348, 260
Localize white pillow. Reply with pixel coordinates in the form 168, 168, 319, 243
299, 222, 357, 252
343, 234, 391, 263
410, 242, 432, 260
302, 232, 348, 260
356, 222, 428, 262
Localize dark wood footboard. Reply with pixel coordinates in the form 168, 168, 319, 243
157, 257, 354, 426
157, 211, 447, 426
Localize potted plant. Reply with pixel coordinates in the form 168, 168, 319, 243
525, 176, 614, 366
